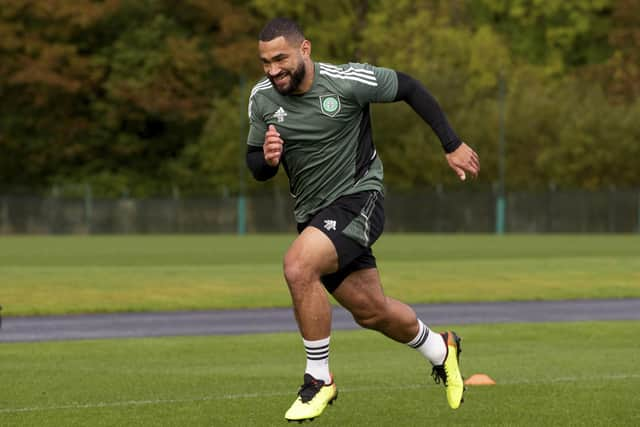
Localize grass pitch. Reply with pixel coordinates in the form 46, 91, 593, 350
2, 321, 639, 426
1, 234, 639, 315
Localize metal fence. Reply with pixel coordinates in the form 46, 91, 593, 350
1, 190, 639, 234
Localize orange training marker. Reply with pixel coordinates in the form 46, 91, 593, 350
464, 374, 496, 386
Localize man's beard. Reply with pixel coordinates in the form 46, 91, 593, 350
268, 61, 306, 95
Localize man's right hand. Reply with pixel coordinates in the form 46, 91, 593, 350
264, 125, 284, 167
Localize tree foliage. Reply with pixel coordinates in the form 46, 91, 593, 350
0, 0, 638, 195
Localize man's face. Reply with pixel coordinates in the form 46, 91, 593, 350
259, 36, 307, 95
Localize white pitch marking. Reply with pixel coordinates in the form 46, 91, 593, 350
2, 374, 639, 414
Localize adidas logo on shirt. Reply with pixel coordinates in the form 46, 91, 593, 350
273, 107, 287, 123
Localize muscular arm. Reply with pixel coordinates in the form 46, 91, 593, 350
246, 145, 279, 181
394, 71, 462, 154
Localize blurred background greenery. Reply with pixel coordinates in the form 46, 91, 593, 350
0, 0, 638, 198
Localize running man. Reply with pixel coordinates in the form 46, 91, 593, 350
246, 18, 480, 422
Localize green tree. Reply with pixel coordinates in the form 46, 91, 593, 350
0, 0, 118, 190
1, 0, 637, 196
0, 0, 260, 195
599, 0, 640, 102
472, 0, 613, 72
358, 0, 511, 189
251, 0, 370, 62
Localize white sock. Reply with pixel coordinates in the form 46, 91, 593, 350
303, 337, 331, 383
406, 319, 447, 366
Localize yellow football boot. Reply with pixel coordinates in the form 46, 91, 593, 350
431, 331, 465, 409
285, 374, 337, 423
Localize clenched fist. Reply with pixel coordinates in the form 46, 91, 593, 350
264, 125, 284, 167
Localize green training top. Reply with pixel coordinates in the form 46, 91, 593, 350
247, 62, 398, 223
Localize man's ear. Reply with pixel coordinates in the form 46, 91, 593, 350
300, 39, 311, 57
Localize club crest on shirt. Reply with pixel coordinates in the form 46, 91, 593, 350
319, 94, 341, 117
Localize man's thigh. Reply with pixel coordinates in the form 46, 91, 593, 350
298, 191, 385, 292
285, 226, 339, 277
331, 268, 386, 315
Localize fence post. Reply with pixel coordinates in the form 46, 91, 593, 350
49, 185, 60, 234
495, 73, 507, 235
237, 75, 247, 235
175, 185, 183, 233
0, 196, 8, 234
547, 183, 556, 232
637, 190, 640, 233
84, 183, 93, 234
495, 194, 506, 235
608, 187, 616, 233
237, 195, 246, 235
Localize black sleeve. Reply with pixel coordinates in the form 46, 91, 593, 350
246, 145, 279, 181
394, 71, 462, 153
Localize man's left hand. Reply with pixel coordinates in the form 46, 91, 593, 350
445, 142, 480, 181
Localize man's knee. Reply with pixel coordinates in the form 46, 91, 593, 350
283, 228, 338, 288
283, 249, 324, 290
283, 251, 308, 287
354, 312, 389, 330
351, 298, 390, 330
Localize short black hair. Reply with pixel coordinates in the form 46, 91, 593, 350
259, 17, 305, 45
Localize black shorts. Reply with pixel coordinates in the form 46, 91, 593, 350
297, 191, 385, 293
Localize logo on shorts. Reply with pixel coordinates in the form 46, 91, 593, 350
323, 219, 337, 231
319, 95, 341, 117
